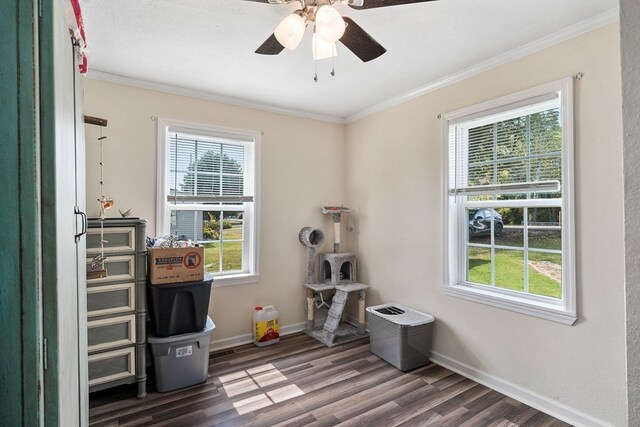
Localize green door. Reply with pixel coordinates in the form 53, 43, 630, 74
0, 0, 44, 425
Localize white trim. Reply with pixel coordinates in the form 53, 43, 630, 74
346, 8, 618, 123
86, 70, 346, 124
460, 198, 561, 209
156, 118, 261, 281
441, 113, 452, 301
443, 285, 576, 325
210, 321, 307, 351
441, 78, 576, 324
251, 132, 262, 282
156, 118, 168, 236
429, 351, 616, 427
560, 77, 577, 320
156, 117, 262, 234
451, 180, 560, 197
212, 273, 260, 288
441, 78, 570, 123
452, 95, 560, 128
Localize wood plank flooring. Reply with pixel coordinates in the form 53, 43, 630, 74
89, 333, 571, 427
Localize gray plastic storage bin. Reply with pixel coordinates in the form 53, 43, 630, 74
367, 303, 434, 371
147, 316, 215, 392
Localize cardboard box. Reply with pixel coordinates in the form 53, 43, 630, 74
148, 247, 205, 285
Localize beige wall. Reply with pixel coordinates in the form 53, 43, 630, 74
345, 23, 625, 425
84, 79, 345, 343
621, 1, 640, 425
84, 22, 626, 425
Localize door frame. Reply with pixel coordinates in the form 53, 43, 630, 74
39, 0, 88, 424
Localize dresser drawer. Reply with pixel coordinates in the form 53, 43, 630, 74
87, 283, 135, 318
88, 314, 136, 353
86, 255, 135, 284
87, 226, 136, 255
88, 347, 135, 387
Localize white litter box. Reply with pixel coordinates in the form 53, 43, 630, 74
367, 303, 434, 371
147, 316, 215, 392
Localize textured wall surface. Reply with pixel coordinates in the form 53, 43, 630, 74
84, 79, 345, 342
621, 1, 640, 425
345, 24, 626, 425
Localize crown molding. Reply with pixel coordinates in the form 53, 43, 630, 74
85, 70, 347, 124
86, 8, 618, 126
345, 7, 619, 123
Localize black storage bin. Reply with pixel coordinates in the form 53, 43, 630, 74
147, 274, 213, 337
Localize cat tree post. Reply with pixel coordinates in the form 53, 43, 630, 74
299, 227, 325, 330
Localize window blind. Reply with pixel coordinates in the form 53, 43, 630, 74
167, 131, 255, 204
449, 97, 562, 198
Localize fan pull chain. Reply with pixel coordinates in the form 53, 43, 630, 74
312, 49, 337, 81
314, 59, 318, 82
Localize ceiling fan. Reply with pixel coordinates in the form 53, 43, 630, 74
245, 0, 438, 63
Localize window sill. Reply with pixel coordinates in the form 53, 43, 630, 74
211, 273, 259, 288
443, 284, 577, 325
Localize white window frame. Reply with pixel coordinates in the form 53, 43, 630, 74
156, 118, 260, 287
441, 78, 576, 325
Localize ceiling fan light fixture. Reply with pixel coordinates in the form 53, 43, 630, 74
315, 5, 345, 43
312, 31, 337, 60
274, 13, 306, 51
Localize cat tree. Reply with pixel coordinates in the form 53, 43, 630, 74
299, 206, 369, 347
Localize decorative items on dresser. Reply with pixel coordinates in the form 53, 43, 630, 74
86, 218, 147, 398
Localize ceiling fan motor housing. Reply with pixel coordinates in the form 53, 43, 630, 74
255, 0, 436, 62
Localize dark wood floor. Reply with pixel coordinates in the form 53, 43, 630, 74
89, 333, 571, 427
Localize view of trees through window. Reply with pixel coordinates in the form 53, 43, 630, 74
168, 132, 249, 275
462, 106, 564, 299
178, 150, 244, 197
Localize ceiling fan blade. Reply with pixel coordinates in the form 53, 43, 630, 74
339, 17, 386, 62
349, 0, 438, 10
256, 33, 285, 55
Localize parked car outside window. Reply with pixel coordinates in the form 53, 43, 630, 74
468, 208, 504, 237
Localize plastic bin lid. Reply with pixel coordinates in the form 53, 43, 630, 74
147, 316, 215, 343
366, 303, 434, 326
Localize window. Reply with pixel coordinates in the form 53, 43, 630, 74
442, 79, 575, 324
157, 119, 260, 285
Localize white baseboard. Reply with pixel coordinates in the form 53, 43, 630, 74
429, 351, 614, 427
210, 321, 307, 352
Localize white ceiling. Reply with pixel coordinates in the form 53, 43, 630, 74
80, 0, 618, 121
